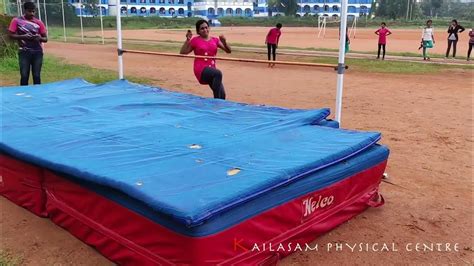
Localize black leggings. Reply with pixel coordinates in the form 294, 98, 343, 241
446, 40, 458, 57
267, 43, 277, 61
201, 67, 226, 100
468, 43, 473, 59
377, 44, 386, 58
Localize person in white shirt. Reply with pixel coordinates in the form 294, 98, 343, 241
420, 19, 435, 61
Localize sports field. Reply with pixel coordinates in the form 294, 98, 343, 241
1, 25, 473, 264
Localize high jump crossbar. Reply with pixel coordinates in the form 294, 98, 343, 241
119, 49, 345, 69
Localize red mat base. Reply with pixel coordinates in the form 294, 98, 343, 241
43, 161, 387, 265
0, 153, 386, 264
0, 154, 47, 217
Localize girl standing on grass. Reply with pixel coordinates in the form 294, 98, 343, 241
420, 19, 435, 61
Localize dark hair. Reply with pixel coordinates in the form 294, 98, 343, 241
24, 1, 36, 10
276, 23, 282, 28
426, 19, 432, 23
381, 22, 386, 26
195, 19, 209, 33
451, 19, 458, 25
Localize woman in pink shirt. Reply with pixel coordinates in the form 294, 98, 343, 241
265, 23, 282, 67
375, 22, 391, 60
180, 20, 231, 99
467, 28, 473, 61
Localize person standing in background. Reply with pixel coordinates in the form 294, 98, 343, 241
265, 23, 282, 68
421, 20, 435, 61
467, 28, 474, 61
8, 2, 48, 86
375, 22, 392, 60
445, 19, 465, 59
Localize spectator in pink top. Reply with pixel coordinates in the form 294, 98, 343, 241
180, 20, 231, 99
265, 23, 282, 67
467, 28, 474, 61
375, 22, 391, 60
8, 2, 48, 85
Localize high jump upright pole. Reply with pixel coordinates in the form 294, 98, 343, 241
116, 0, 124, 79
335, 0, 348, 124
99, 0, 105, 44
61, 0, 67, 42
36, 0, 41, 19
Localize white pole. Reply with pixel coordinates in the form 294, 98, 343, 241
353, 16, 357, 39
335, 0, 348, 124
116, 1, 124, 79
17, 0, 21, 16
323, 17, 326, 38
61, 0, 67, 42
43, 0, 49, 31
99, 0, 104, 44
36, 0, 41, 19
79, 0, 84, 43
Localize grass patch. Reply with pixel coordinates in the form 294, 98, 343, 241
0, 250, 23, 266
0, 54, 151, 85
306, 56, 473, 74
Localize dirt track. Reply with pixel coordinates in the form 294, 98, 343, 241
1, 41, 473, 264
89, 27, 472, 57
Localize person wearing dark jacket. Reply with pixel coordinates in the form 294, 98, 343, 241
445, 19, 465, 59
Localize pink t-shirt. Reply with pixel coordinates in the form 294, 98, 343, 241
190, 36, 219, 84
375, 28, 391, 44
9, 16, 47, 52
266, 28, 281, 45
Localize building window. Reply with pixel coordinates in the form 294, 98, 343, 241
159, 7, 165, 14
178, 0, 184, 4
313, 5, 319, 11
332, 5, 338, 12
208, 8, 215, 15
236, 8, 242, 15
159, 0, 165, 3
140, 0, 146, 3
323, 5, 329, 11
130, 0, 136, 3
245, 8, 251, 16
168, 0, 174, 4
150, 7, 156, 13
226, 8, 232, 15
121, 6, 127, 13
178, 8, 184, 14
303, 5, 310, 13
169, 7, 175, 15
217, 8, 224, 15
131, 7, 137, 13
140, 7, 146, 13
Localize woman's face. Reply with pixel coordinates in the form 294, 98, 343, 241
451, 21, 457, 27
197, 22, 210, 38
427, 21, 432, 27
